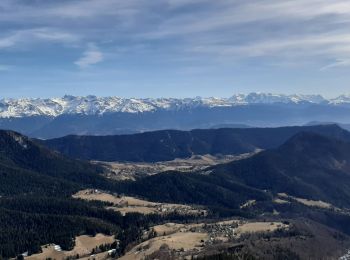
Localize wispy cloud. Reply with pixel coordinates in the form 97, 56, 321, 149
192, 32, 350, 57
1, 0, 350, 73
75, 44, 104, 68
0, 28, 78, 49
321, 59, 350, 70
0, 65, 11, 71
31, 28, 78, 42
0, 34, 18, 48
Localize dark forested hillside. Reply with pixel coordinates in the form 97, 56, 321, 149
211, 132, 350, 208
115, 131, 350, 210
41, 124, 350, 162
0, 130, 202, 258
108, 131, 350, 250
0, 130, 116, 257
115, 172, 270, 210
0, 130, 121, 194
3, 128, 350, 258
0, 130, 102, 182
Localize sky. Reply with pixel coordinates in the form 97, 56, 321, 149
1, 0, 350, 98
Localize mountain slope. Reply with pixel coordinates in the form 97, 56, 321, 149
0, 130, 115, 192
115, 131, 350, 210
41, 124, 350, 162
0, 129, 141, 202
115, 171, 270, 211
0, 130, 166, 258
211, 132, 350, 208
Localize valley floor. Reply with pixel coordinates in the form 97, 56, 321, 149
96, 153, 259, 181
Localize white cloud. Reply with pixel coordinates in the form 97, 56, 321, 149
75, 44, 104, 68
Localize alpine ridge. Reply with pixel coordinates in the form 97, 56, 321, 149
0, 93, 347, 118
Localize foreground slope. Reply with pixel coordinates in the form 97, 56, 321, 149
0, 130, 209, 259
41, 124, 350, 162
0, 131, 144, 258
0, 130, 116, 257
0, 130, 112, 194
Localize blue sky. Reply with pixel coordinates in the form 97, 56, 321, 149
1, 0, 350, 98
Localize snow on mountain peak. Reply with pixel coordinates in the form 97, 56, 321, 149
0, 93, 347, 118
329, 94, 350, 104
229, 93, 326, 104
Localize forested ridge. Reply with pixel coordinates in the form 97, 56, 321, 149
0, 130, 202, 258
41, 124, 350, 162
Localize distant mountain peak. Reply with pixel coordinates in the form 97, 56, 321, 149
0, 93, 349, 118
229, 93, 327, 105
329, 94, 350, 104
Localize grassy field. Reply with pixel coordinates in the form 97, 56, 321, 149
236, 222, 287, 234
73, 189, 207, 216
277, 192, 334, 209
119, 231, 208, 260
119, 219, 288, 260
26, 234, 116, 260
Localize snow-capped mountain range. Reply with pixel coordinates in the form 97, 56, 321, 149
0, 93, 349, 118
